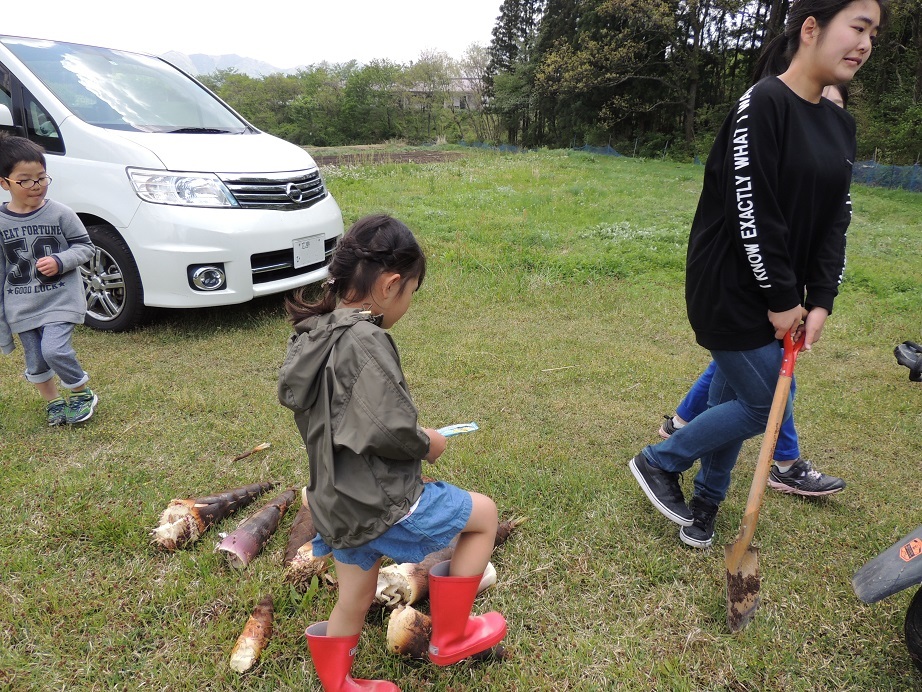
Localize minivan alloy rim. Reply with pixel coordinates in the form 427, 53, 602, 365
81, 246, 126, 321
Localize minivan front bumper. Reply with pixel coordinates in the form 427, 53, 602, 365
125, 192, 343, 308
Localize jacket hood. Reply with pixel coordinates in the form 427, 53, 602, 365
278, 309, 381, 413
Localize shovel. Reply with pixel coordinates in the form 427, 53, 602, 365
724, 331, 804, 632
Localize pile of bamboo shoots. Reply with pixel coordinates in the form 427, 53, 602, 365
154, 478, 522, 672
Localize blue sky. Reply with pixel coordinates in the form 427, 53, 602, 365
3, 1, 501, 67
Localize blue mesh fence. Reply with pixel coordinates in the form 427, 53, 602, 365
457, 142, 919, 192
574, 144, 622, 156
852, 161, 921, 193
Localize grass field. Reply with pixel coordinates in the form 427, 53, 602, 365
1, 148, 920, 691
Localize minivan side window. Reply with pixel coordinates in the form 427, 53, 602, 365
0, 64, 11, 110
24, 88, 64, 153
0, 63, 15, 135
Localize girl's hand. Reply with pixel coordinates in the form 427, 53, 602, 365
422, 428, 447, 463
36, 256, 59, 277
801, 307, 829, 351
767, 305, 807, 340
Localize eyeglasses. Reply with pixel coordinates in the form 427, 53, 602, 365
2, 176, 52, 189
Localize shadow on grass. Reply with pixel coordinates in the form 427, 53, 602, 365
138, 292, 307, 336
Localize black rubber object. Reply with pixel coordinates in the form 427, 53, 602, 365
905, 586, 922, 673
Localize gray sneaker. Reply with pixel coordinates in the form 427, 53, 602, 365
66, 388, 98, 424
768, 458, 845, 496
46, 397, 67, 426
658, 414, 679, 439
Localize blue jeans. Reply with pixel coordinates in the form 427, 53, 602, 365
644, 341, 792, 504
18, 323, 89, 389
676, 360, 800, 462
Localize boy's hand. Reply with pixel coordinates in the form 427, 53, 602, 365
36, 256, 59, 277
422, 428, 447, 463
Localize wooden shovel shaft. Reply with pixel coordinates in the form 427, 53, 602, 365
724, 332, 803, 632
724, 372, 793, 572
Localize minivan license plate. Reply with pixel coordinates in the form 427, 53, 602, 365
293, 234, 325, 268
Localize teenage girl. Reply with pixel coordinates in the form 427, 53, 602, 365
657, 84, 850, 499
279, 214, 506, 690
630, 0, 886, 548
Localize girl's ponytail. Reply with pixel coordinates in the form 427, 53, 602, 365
285, 214, 426, 324
752, 33, 792, 83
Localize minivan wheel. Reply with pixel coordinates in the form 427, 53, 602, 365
907, 586, 922, 673
81, 224, 145, 332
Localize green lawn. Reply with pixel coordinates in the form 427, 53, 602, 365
1, 149, 920, 690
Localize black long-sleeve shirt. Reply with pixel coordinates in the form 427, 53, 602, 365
685, 76, 854, 351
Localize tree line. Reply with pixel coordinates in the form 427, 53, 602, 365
200, 0, 922, 164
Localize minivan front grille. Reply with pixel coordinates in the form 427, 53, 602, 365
251, 236, 339, 284
220, 169, 327, 210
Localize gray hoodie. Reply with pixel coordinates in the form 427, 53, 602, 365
278, 308, 431, 549
0, 199, 94, 354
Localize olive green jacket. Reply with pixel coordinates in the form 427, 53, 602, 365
278, 309, 430, 549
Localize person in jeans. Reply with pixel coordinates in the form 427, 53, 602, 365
656, 83, 852, 499
0, 135, 98, 425
630, 0, 885, 548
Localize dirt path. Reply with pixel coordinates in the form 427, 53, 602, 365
312, 150, 467, 166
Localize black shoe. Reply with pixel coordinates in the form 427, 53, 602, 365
895, 341, 922, 382
768, 458, 846, 496
679, 495, 719, 548
629, 454, 693, 526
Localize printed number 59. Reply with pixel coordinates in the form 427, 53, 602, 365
3, 235, 61, 285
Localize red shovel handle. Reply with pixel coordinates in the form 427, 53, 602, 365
780, 331, 806, 379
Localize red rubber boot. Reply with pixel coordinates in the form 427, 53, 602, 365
427, 560, 507, 666
305, 622, 400, 691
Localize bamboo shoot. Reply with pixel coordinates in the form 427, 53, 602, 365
374, 515, 524, 609
283, 543, 332, 592
283, 488, 315, 567
386, 604, 510, 661
216, 488, 296, 569
229, 595, 273, 673
152, 481, 277, 551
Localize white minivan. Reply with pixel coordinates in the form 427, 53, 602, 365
0, 35, 343, 331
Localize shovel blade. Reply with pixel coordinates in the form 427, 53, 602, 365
725, 544, 761, 632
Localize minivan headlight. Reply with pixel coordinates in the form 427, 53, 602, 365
127, 168, 238, 207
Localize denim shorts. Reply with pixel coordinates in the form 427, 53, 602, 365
312, 481, 473, 571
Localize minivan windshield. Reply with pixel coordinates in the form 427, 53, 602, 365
1, 37, 251, 133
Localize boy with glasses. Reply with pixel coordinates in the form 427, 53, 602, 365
0, 134, 98, 425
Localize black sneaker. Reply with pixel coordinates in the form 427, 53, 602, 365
629, 454, 693, 526
679, 495, 719, 548
768, 458, 845, 496
658, 415, 679, 439
895, 341, 922, 382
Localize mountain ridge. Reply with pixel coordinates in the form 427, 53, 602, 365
160, 50, 305, 78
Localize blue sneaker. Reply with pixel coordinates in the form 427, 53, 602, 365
46, 397, 67, 426
66, 388, 98, 424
